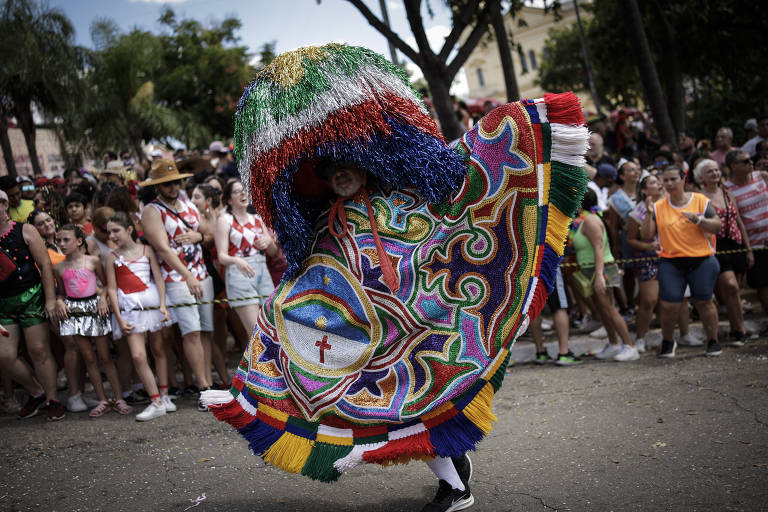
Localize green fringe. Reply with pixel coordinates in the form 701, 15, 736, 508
549, 161, 589, 218
489, 351, 513, 392
300, 442, 354, 482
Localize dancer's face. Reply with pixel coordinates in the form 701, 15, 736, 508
329, 166, 366, 197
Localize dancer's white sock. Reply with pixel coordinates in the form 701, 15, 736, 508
426, 456, 465, 491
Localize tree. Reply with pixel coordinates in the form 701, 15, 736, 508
341, 0, 501, 140
0, 0, 83, 175
489, 0, 519, 102
154, 7, 252, 145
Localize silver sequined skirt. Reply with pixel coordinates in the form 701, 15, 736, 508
59, 295, 113, 337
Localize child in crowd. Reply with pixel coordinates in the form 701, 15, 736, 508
54, 224, 132, 417
64, 193, 93, 235
105, 212, 175, 421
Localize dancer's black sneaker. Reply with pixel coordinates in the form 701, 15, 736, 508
658, 339, 676, 359
705, 339, 723, 356
420, 479, 474, 512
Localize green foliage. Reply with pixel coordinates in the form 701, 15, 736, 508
536, 1, 642, 111
537, 0, 768, 141
0, 0, 84, 119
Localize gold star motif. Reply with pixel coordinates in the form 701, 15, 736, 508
315, 316, 328, 330
323, 274, 331, 286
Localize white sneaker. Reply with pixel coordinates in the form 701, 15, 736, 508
595, 343, 623, 359
162, 395, 177, 413
136, 401, 166, 422
578, 315, 602, 334
635, 338, 646, 353
589, 326, 608, 338
613, 345, 640, 361
82, 395, 101, 408
66, 393, 88, 412
678, 333, 703, 346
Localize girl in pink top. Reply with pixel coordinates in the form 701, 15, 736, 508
54, 224, 132, 417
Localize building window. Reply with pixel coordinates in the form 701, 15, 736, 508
520, 50, 528, 73
476, 68, 485, 87
529, 50, 537, 70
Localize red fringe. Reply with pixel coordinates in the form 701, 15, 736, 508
362, 430, 435, 464
209, 399, 256, 430
528, 283, 549, 322
543, 92, 585, 126
248, 94, 441, 229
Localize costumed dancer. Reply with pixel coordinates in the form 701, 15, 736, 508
54, 224, 132, 417
105, 212, 175, 421
201, 44, 589, 511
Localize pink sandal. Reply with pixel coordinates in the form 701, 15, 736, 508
89, 401, 111, 417
113, 399, 133, 415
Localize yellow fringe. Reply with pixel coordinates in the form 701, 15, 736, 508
262, 432, 314, 474
545, 205, 571, 256
378, 454, 432, 466
541, 162, 551, 205
462, 382, 497, 435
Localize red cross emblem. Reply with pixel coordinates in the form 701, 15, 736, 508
315, 335, 332, 364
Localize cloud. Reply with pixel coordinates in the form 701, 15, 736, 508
405, 24, 450, 55
387, 1, 402, 9
129, 0, 187, 3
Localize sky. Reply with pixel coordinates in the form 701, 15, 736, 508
49, 0, 469, 95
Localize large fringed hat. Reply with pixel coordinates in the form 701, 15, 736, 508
234, 44, 466, 279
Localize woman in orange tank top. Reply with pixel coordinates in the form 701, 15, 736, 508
643, 166, 722, 358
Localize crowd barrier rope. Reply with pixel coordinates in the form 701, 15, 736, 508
3, 246, 766, 320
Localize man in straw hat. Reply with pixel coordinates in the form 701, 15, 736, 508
140, 159, 215, 411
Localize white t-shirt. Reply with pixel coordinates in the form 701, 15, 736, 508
742, 135, 764, 157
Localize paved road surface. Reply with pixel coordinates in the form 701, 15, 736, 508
2, 337, 767, 511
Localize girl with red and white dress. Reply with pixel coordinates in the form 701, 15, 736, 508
105, 212, 175, 421
215, 180, 279, 335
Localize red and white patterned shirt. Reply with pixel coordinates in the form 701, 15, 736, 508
222, 211, 267, 258
726, 172, 768, 248
149, 198, 208, 282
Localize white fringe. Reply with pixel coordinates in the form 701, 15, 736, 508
550, 124, 590, 168
200, 390, 234, 407
333, 442, 386, 472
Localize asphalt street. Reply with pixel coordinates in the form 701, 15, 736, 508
2, 334, 767, 511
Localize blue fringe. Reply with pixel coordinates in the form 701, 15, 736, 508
272, 115, 468, 279
539, 245, 561, 294
428, 412, 484, 458
239, 419, 284, 456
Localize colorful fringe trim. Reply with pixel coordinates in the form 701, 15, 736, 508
202, 349, 512, 482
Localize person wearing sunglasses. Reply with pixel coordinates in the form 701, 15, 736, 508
725, 149, 768, 320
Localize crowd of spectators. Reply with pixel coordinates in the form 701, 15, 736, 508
0, 110, 766, 421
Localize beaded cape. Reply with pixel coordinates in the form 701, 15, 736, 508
202, 44, 589, 482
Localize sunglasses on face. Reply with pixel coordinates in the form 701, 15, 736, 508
733, 159, 752, 165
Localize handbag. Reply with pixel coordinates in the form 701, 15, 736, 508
571, 268, 595, 298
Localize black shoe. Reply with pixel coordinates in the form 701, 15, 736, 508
705, 339, 723, 356
17, 393, 47, 419
729, 331, 748, 347
555, 350, 583, 366
46, 400, 66, 421
421, 480, 474, 512
533, 351, 554, 364
183, 385, 200, 396
197, 386, 211, 412
451, 454, 473, 486
123, 391, 150, 405
658, 339, 677, 359
168, 386, 183, 399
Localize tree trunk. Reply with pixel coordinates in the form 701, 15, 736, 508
620, 0, 676, 146
649, 0, 685, 135
423, 58, 463, 142
0, 114, 16, 178
489, 0, 519, 102
13, 102, 43, 176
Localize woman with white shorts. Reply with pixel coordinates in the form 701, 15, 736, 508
215, 180, 279, 335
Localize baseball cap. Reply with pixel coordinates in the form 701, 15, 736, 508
597, 163, 617, 181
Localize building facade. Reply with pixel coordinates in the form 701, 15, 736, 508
464, 3, 594, 111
